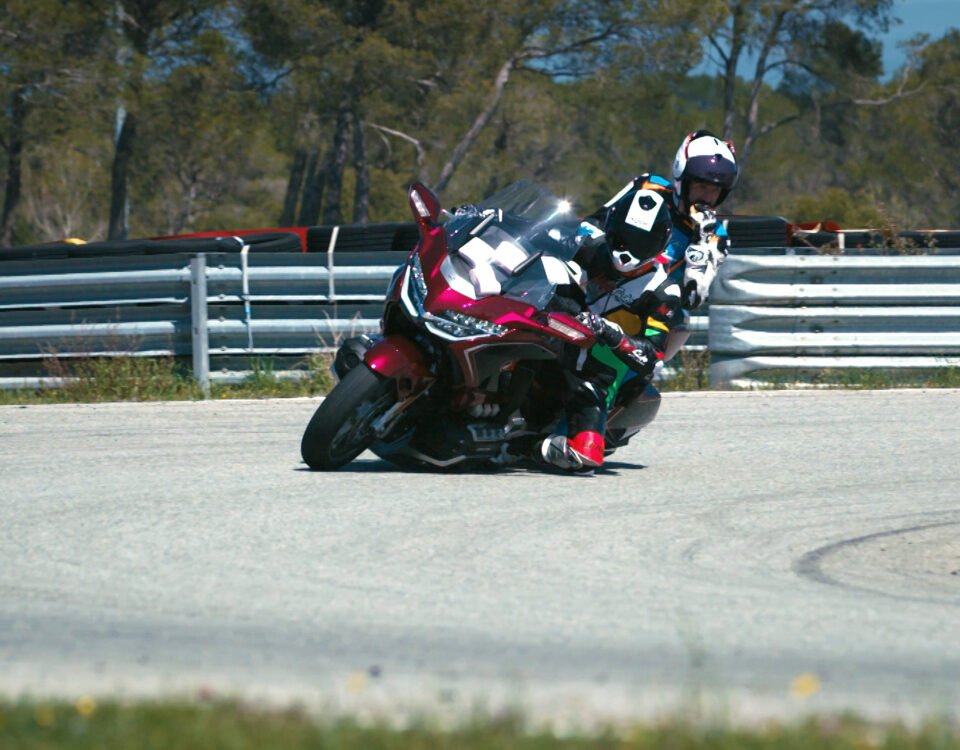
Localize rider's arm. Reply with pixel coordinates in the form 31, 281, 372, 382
682, 207, 730, 309
580, 313, 670, 381
579, 261, 683, 380
622, 276, 683, 378
608, 329, 664, 380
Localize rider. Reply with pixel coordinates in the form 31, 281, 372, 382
539, 129, 740, 473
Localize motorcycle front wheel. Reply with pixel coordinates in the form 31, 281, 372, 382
300, 363, 396, 470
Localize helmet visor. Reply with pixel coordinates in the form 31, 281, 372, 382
684, 154, 738, 189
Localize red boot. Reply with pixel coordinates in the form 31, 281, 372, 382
540, 430, 605, 474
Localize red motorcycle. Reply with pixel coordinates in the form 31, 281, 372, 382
300, 181, 660, 471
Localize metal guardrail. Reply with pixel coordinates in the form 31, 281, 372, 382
709, 255, 960, 386
0, 251, 393, 388
0, 246, 709, 390
3, 246, 959, 391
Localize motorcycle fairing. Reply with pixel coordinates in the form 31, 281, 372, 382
365, 334, 432, 384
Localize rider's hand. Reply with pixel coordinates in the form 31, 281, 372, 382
576, 311, 624, 347
682, 239, 725, 309
452, 204, 488, 218
575, 220, 606, 249
689, 203, 719, 240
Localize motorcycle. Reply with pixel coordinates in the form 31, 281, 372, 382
300, 180, 661, 471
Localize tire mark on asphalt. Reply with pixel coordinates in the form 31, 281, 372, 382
793, 519, 960, 604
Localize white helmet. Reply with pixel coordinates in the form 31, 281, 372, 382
672, 129, 739, 207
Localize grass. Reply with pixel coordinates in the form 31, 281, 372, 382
0, 699, 958, 750
656, 350, 960, 392
211, 354, 335, 400
753, 367, 960, 391
0, 351, 335, 405
1, 350, 959, 406
659, 350, 712, 392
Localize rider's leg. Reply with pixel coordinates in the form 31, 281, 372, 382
540, 380, 607, 473
661, 310, 691, 363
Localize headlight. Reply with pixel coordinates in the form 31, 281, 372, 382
403, 254, 509, 340
426, 309, 509, 340
410, 253, 428, 301
400, 253, 429, 316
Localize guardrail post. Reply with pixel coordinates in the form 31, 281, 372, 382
190, 254, 210, 396
327, 225, 340, 302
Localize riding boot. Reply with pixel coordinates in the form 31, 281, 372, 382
539, 430, 605, 474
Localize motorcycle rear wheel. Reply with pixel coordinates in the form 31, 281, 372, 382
300, 363, 395, 470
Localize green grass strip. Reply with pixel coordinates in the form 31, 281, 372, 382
1, 699, 958, 749
1, 353, 960, 406
0, 354, 335, 405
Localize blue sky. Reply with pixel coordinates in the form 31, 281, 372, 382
690, 0, 960, 79
883, 0, 960, 75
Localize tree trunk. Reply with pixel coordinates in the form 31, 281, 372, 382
434, 54, 518, 195
321, 103, 351, 225
721, 0, 745, 141
351, 109, 369, 223
738, 11, 788, 171
297, 147, 323, 225
0, 86, 27, 247
108, 107, 136, 240
483, 117, 511, 196
279, 147, 308, 225
171, 177, 198, 235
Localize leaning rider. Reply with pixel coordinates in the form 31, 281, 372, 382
539, 129, 740, 473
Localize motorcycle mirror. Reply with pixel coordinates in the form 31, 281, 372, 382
408, 182, 442, 226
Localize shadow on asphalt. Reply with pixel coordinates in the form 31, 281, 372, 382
295, 458, 648, 476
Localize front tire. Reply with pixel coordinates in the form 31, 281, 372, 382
300, 363, 395, 470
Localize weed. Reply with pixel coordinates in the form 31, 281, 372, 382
41, 348, 201, 402
2, 349, 958, 406
751, 366, 960, 390
660, 349, 712, 392
212, 353, 335, 399
0, 343, 337, 405
0, 699, 957, 749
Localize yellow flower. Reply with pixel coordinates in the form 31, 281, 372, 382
34, 705, 55, 727
76, 696, 97, 717
346, 672, 368, 694
790, 672, 822, 698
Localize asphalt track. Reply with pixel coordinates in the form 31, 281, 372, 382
1, 389, 958, 728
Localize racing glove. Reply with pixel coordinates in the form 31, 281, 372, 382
577, 312, 660, 381
689, 204, 719, 240
682, 206, 729, 309
574, 220, 607, 250
577, 311, 624, 347
615, 336, 660, 382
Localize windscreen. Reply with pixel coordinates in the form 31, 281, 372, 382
442, 181, 581, 308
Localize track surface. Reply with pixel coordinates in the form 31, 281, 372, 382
1, 390, 958, 726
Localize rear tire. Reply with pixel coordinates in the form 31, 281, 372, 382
300, 363, 395, 470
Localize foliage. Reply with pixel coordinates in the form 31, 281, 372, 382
660, 349, 712, 392
0, 0, 107, 244
212, 354, 335, 399
0, 351, 335, 405
3, 349, 958, 406
35, 349, 200, 402
1, 698, 959, 749
748, 366, 960, 391
0, 0, 959, 244
789, 187, 888, 227
131, 27, 281, 235
692, 0, 895, 166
